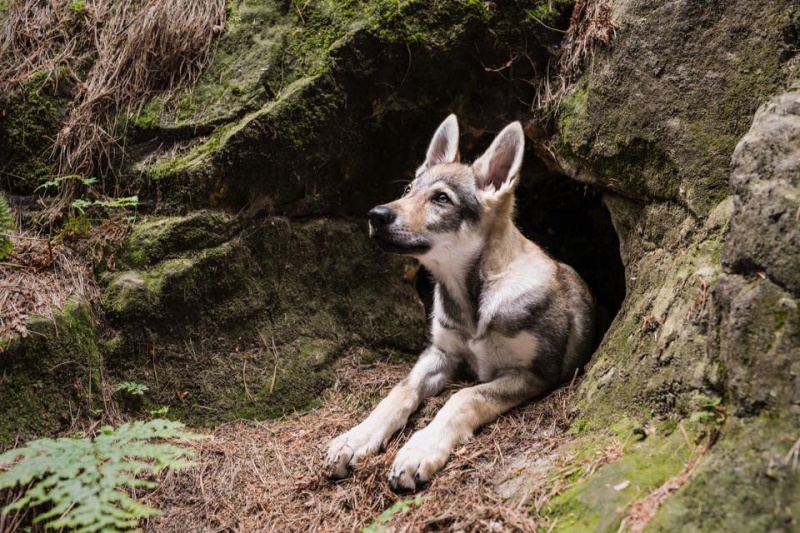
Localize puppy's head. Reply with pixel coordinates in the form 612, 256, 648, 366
368, 114, 525, 257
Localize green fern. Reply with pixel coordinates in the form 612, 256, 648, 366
0, 193, 13, 260
113, 381, 150, 397
0, 419, 202, 532
35, 174, 98, 191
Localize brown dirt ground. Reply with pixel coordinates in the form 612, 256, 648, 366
142, 356, 579, 533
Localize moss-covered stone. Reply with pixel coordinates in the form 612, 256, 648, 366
544, 428, 693, 532
554, 0, 797, 216
574, 196, 731, 431
651, 416, 800, 532
0, 70, 71, 193
101, 213, 424, 426
118, 210, 231, 269
130, 0, 572, 215
0, 298, 102, 446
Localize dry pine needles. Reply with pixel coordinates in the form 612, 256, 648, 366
143, 357, 580, 533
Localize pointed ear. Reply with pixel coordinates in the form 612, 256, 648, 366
472, 122, 525, 193
423, 114, 460, 169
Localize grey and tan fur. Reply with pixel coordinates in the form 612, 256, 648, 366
325, 115, 596, 491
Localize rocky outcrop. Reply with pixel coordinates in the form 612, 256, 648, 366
653, 87, 800, 531
725, 87, 800, 296
544, 0, 799, 529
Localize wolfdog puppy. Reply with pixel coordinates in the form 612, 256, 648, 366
325, 115, 596, 491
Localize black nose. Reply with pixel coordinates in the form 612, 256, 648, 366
368, 206, 396, 229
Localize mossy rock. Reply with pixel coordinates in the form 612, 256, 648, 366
651, 416, 800, 532
0, 298, 102, 446
130, 0, 574, 215
554, 0, 797, 216
118, 210, 231, 269
101, 213, 424, 425
0, 71, 72, 193
574, 196, 732, 431
544, 425, 694, 532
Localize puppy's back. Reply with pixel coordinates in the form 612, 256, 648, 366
554, 262, 596, 382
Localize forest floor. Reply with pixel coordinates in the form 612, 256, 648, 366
141, 355, 600, 533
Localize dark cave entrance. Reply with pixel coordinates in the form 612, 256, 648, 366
513, 159, 626, 342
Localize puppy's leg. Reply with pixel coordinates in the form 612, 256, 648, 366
389, 369, 548, 491
325, 346, 456, 479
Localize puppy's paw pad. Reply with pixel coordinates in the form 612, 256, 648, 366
324, 426, 383, 480
388, 431, 450, 492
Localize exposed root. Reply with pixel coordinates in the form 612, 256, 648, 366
535, 0, 617, 113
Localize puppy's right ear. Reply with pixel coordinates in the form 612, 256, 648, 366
420, 114, 460, 173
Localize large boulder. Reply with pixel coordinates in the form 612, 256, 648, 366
543, 0, 799, 529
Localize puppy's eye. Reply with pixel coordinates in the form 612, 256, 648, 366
433, 192, 451, 204
404, 184, 412, 195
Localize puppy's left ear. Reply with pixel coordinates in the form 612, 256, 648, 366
472, 122, 525, 194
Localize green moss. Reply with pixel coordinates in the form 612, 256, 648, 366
0, 298, 102, 446
0, 70, 71, 193
651, 416, 800, 531
147, 0, 292, 127
68, 0, 86, 15
118, 210, 230, 269
543, 430, 693, 532
557, 83, 589, 146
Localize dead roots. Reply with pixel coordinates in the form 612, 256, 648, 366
0, 0, 225, 212
537, 0, 617, 112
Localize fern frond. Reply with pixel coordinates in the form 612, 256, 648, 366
0, 419, 204, 533
0, 193, 13, 260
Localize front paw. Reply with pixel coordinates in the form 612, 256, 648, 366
389, 429, 451, 492
324, 424, 386, 479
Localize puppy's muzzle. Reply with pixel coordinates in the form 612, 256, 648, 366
368, 205, 396, 233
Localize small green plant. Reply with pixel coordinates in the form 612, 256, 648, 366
94, 196, 139, 210
362, 495, 425, 533
68, 0, 87, 14
61, 213, 91, 237
0, 419, 202, 532
690, 396, 726, 425
113, 381, 150, 398
35, 174, 98, 191
0, 193, 13, 260
72, 196, 139, 215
